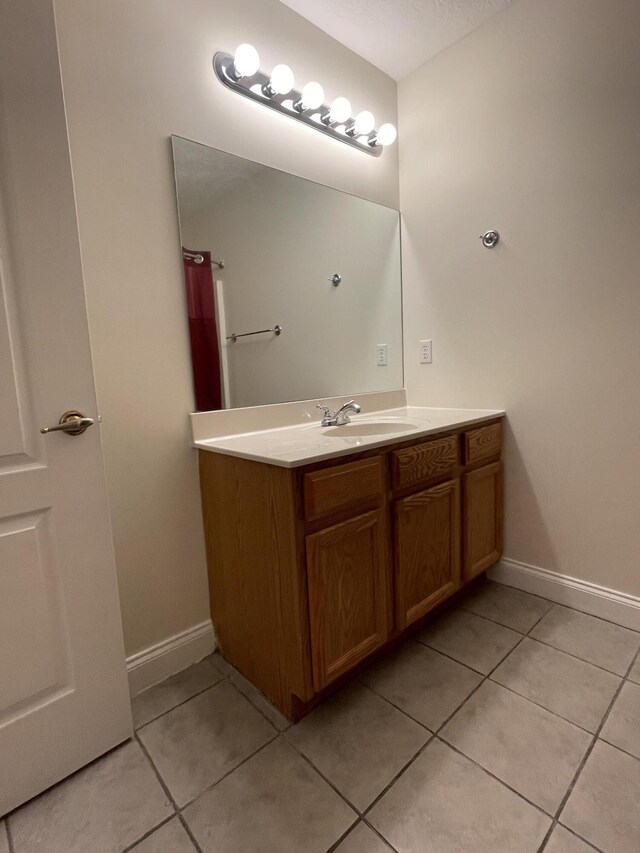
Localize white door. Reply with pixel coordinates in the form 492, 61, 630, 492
0, 0, 132, 816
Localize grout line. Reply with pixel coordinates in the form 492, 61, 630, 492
485, 675, 607, 736
523, 635, 634, 677
175, 732, 280, 814
226, 674, 292, 733
488, 579, 640, 634
361, 817, 401, 852
177, 812, 204, 853
552, 823, 603, 852
134, 732, 180, 811
359, 681, 434, 734
120, 814, 177, 853
598, 733, 640, 765
413, 638, 492, 675
435, 735, 553, 819
360, 735, 436, 820
134, 676, 227, 732
535, 645, 640, 853
284, 735, 364, 816
4, 817, 15, 853
324, 817, 362, 853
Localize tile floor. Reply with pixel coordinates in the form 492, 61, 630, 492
4, 580, 640, 852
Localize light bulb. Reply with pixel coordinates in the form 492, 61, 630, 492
354, 110, 375, 135
232, 43, 259, 78
268, 63, 294, 95
301, 81, 324, 110
375, 122, 397, 146
328, 96, 351, 124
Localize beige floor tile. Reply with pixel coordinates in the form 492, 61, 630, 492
544, 825, 598, 852
628, 657, 640, 684
461, 581, 552, 632
229, 668, 290, 731
0, 821, 8, 853
531, 605, 640, 675
600, 681, 640, 759
362, 641, 482, 730
9, 741, 172, 853
132, 658, 223, 728
285, 683, 428, 810
441, 681, 591, 813
334, 822, 392, 852
368, 739, 550, 852
183, 739, 356, 853
492, 637, 620, 732
561, 740, 640, 853
130, 818, 195, 852
418, 609, 521, 674
138, 679, 275, 807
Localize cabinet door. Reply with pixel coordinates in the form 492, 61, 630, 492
306, 509, 389, 691
394, 480, 461, 630
463, 461, 503, 581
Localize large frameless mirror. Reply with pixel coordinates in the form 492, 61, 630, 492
171, 136, 403, 410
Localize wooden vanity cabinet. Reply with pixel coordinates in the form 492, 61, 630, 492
199, 417, 503, 720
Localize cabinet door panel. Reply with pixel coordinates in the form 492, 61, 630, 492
306, 510, 389, 691
394, 480, 461, 630
463, 461, 503, 581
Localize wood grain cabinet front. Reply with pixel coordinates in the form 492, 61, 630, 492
306, 509, 390, 691
394, 480, 461, 629
199, 417, 503, 720
463, 461, 503, 581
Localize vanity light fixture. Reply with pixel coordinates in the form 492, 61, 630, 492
213, 45, 396, 157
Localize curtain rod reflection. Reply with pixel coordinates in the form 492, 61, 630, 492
227, 324, 283, 343
182, 250, 225, 269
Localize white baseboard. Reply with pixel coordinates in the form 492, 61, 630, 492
126, 619, 216, 696
489, 558, 640, 632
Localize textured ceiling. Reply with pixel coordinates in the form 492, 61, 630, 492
279, 0, 513, 80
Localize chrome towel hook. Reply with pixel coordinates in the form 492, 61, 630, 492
479, 230, 500, 248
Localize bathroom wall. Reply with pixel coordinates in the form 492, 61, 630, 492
53, 0, 398, 656
180, 155, 402, 408
400, 0, 640, 596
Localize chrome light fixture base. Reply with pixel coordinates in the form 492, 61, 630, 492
213, 52, 382, 158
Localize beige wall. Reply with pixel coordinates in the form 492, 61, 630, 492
400, 0, 640, 595
53, 0, 398, 655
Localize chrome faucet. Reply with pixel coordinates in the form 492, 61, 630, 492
316, 399, 362, 427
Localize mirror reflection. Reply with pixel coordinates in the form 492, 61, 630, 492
171, 136, 403, 410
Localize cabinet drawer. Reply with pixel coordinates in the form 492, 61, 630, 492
304, 457, 384, 522
464, 422, 502, 465
391, 435, 458, 490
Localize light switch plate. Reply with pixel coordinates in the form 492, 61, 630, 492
376, 344, 388, 366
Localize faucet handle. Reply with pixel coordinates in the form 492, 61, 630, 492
316, 404, 335, 426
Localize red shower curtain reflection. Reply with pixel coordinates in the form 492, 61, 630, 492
182, 249, 223, 411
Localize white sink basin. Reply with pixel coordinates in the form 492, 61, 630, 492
322, 419, 426, 437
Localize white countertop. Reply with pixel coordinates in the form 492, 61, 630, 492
193, 406, 505, 468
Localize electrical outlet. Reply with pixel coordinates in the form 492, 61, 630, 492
420, 339, 432, 364
376, 344, 388, 366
